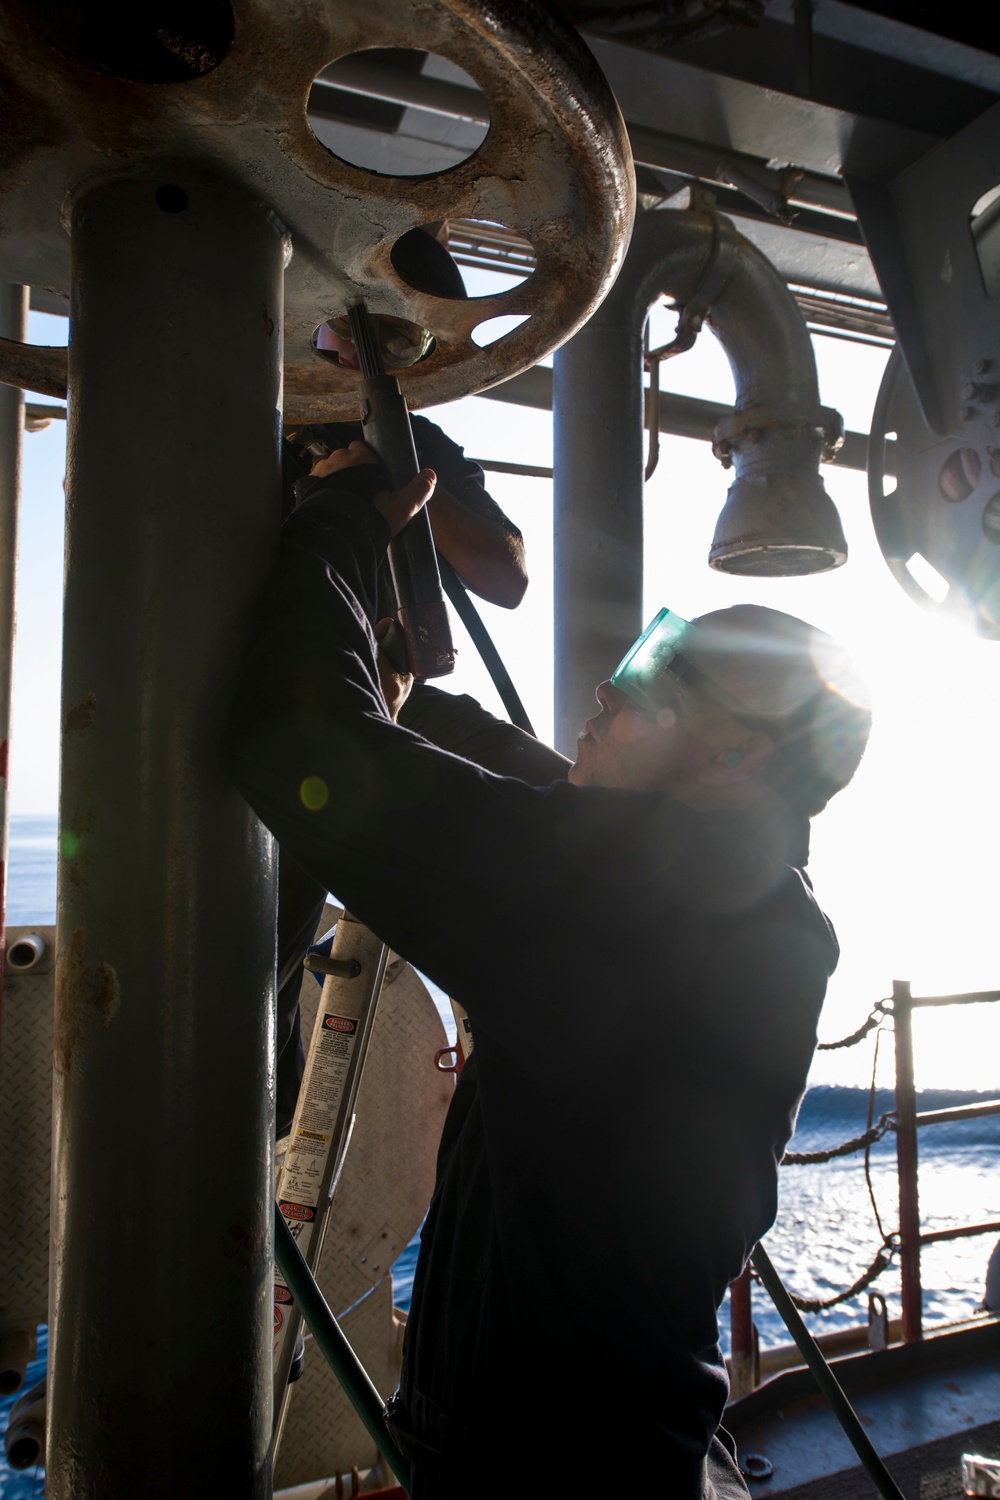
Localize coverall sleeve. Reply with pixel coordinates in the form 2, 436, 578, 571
411, 415, 522, 540
224, 471, 587, 1009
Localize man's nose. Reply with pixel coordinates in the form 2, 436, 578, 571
595, 679, 630, 716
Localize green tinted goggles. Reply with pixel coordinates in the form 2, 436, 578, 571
610, 607, 713, 717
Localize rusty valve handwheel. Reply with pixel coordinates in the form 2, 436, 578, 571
0, 0, 635, 419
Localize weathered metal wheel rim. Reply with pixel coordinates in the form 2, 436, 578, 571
0, 0, 635, 420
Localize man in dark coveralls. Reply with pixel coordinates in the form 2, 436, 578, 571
274, 227, 538, 1142
225, 446, 871, 1498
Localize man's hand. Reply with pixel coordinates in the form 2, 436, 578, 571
374, 618, 413, 721
310, 440, 436, 539
309, 439, 378, 479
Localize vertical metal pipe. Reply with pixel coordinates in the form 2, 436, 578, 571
50, 172, 285, 1498
729, 1267, 756, 1398
0, 284, 26, 1021
892, 979, 922, 1342
552, 301, 644, 755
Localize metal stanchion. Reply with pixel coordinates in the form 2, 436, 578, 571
49, 171, 285, 1498
729, 1266, 756, 1399
892, 979, 922, 1341
552, 310, 644, 757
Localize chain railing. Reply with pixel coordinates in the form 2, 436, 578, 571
730, 983, 1000, 1388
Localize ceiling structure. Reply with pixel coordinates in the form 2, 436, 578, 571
309, 0, 1000, 347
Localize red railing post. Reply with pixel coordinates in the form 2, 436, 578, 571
893, 978, 922, 1341
729, 1265, 756, 1398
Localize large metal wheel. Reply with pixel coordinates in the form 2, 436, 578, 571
869, 346, 1000, 638
0, 0, 635, 419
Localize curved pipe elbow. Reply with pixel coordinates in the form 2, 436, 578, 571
594, 206, 826, 421
587, 206, 846, 574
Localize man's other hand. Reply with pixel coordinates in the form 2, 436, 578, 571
309, 441, 436, 540
374, 618, 413, 720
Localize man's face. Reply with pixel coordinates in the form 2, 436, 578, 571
570, 677, 698, 794
569, 662, 766, 802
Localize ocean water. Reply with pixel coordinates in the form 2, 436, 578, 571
3, 817, 998, 1494
5, 817, 57, 926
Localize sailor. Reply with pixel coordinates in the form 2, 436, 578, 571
275, 226, 531, 1143
225, 446, 872, 1499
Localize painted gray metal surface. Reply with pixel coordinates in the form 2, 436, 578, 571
49, 172, 284, 1499
729, 1323, 1000, 1494
850, 98, 1000, 439
589, 35, 939, 182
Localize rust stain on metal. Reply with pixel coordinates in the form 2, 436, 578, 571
261, 307, 274, 336
0, 338, 68, 400
54, 926, 122, 1074
63, 692, 97, 735
91, 961, 121, 1027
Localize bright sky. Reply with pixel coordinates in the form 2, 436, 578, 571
11, 284, 1000, 1090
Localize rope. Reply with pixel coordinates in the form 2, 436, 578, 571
781, 1109, 895, 1165
768, 1008, 900, 1312
753, 1236, 899, 1313
864, 1023, 892, 1241
816, 1000, 889, 1050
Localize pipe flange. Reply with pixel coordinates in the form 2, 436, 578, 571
712, 404, 845, 468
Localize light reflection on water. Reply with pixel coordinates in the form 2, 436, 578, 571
761, 1089, 1000, 1351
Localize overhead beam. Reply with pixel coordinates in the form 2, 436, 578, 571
477, 367, 890, 474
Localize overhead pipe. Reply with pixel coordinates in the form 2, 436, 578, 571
552, 204, 845, 754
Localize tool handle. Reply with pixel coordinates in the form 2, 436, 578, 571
359, 373, 455, 678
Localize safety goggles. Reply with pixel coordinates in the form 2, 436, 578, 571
610, 607, 745, 721
316, 314, 434, 369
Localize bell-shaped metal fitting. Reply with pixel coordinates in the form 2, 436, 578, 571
709, 411, 848, 576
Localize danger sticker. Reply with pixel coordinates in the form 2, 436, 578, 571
274, 1284, 293, 1304
274, 1306, 283, 1333
323, 1014, 357, 1034
280, 1201, 315, 1223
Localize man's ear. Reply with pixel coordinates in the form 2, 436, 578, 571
698, 730, 773, 786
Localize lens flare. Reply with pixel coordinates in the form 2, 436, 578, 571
299, 776, 329, 811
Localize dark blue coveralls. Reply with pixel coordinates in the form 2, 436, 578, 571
226, 464, 839, 1500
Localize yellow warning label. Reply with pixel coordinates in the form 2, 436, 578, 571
296, 1128, 329, 1143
